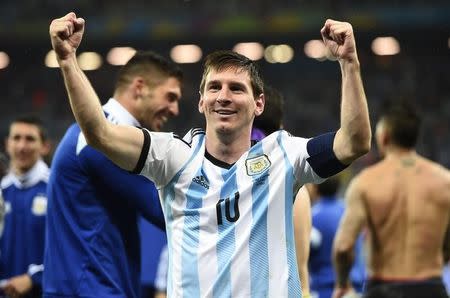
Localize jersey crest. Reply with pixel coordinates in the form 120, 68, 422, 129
245, 154, 271, 176
31, 195, 47, 216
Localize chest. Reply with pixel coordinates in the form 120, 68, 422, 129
3, 185, 48, 217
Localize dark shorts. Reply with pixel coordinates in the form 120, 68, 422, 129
364, 277, 448, 298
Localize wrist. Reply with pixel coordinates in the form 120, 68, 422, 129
57, 54, 78, 69
339, 58, 360, 72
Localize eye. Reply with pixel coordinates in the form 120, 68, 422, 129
208, 84, 220, 92
167, 92, 179, 102
230, 84, 245, 93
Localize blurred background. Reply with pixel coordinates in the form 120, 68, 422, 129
0, 0, 449, 177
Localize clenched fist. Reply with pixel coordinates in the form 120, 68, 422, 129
321, 19, 358, 63
49, 12, 85, 62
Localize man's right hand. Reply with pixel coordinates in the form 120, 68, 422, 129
49, 12, 85, 62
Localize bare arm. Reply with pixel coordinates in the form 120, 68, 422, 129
293, 186, 311, 296
321, 19, 371, 165
332, 176, 367, 295
444, 216, 450, 263
49, 12, 143, 171
444, 170, 450, 263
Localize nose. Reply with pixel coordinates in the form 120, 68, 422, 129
216, 89, 232, 104
16, 137, 28, 150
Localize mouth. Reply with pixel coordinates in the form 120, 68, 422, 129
152, 114, 169, 131
160, 115, 168, 123
215, 109, 236, 116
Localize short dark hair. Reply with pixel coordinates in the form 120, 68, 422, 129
317, 175, 340, 197
199, 50, 264, 98
10, 114, 48, 141
114, 51, 183, 92
253, 85, 284, 135
379, 100, 421, 148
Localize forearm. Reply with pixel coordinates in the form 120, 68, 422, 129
336, 61, 371, 163
333, 248, 354, 288
59, 55, 108, 148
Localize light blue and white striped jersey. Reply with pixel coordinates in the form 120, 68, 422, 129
137, 128, 338, 298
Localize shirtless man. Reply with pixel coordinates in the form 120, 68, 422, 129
332, 100, 450, 298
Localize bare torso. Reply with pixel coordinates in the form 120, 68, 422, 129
360, 153, 450, 279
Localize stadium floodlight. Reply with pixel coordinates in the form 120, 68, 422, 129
77, 52, 103, 71
233, 42, 264, 61
273, 44, 294, 63
264, 44, 293, 63
264, 45, 277, 64
170, 44, 202, 64
45, 50, 59, 68
0, 51, 10, 69
304, 40, 327, 61
371, 37, 400, 56
107, 47, 136, 65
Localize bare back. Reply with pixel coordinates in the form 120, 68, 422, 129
361, 154, 450, 279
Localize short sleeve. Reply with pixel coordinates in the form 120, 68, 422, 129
137, 129, 192, 188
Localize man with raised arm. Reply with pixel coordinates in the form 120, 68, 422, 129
50, 12, 371, 297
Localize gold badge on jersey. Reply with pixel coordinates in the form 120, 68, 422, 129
31, 195, 47, 216
245, 155, 271, 176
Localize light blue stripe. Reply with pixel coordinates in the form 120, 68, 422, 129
213, 167, 238, 298
248, 142, 270, 297
277, 132, 302, 297
164, 135, 204, 297
181, 166, 208, 298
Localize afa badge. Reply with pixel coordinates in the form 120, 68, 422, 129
32, 195, 47, 216
245, 155, 271, 176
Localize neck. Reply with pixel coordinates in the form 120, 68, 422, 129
384, 146, 417, 164
113, 92, 137, 116
11, 164, 32, 176
205, 127, 252, 165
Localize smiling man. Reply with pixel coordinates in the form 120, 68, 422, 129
50, 12, 371, 297
43, 51, 183, 298
1, 115, 50, 298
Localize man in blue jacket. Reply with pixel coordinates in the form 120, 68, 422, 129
44, 51, 182, 298
1, 115, 51, 297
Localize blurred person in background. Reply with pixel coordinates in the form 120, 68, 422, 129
50, 12, 371, 297
332, 100, 450, 298
307, 176, 365, 298
0, 115, 51, 298
43, 50, 182, 298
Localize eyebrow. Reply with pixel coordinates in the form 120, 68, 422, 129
206, 80, 248, 90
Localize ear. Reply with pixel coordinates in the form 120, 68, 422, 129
132, 76, 145, 98
198, 92, 205, 114
40, 140, 52, 157
254, 93, 265, 116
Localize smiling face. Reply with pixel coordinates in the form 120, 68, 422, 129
6, 122, 49, 175
198, 67, 264, 136
136, 76, 182, 131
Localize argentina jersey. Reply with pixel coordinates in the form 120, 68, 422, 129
137, 128, 335, 298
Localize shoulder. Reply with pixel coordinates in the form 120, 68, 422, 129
1, 173, 14, 189
177, 127, 205, 148
421, 157, 450, 186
